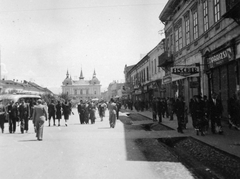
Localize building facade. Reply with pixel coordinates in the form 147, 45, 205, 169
159, 0, 240, 117
0, 80, 53, 95
124, 40, 165, 103
62, 69, 101, 101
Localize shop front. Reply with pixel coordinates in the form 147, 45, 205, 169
205, 45, 236, 117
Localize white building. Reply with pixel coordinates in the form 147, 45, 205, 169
62, 69, 101, 101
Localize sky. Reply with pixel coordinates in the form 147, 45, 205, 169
0, 0, 167, 94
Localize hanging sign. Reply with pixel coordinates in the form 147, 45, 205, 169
171, 66, 199, 77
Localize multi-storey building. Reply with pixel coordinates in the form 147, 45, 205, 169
125, 40, 165, 103
159, 0, 240, 117
62, 69, 101, 101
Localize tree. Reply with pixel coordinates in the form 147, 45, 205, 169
41, 93, 56, 104
58, 93, 70, 102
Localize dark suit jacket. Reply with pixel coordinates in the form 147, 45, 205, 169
208, 98, 223, 117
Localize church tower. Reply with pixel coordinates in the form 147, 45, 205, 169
79, 68, 84, 80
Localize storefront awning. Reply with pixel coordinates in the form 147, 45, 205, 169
163, 73, 199, 84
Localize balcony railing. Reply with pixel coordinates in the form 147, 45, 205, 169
158, 52, 174, 67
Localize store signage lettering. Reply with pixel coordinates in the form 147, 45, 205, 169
171, 66, 199, 77
208, 48, 233, 68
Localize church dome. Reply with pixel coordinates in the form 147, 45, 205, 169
62, 77, 72, 86
90, 76, 100, 85
62, 70, 73, 86
90, 69, 100, 85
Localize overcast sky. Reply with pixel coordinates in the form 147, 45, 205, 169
0, 0, 167, 94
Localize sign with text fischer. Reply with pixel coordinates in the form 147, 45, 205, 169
171, 66, 199, 77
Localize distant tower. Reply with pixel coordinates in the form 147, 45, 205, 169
93, 69, 96, 78
66, 70, 69, 78
79, 68, 84, 79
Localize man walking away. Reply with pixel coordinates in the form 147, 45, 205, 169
19, 99, 30, 133
32, 99, 48, 141
48, 100, 56, 126
0, 100, 6, 133
175, 96, 185, 133
157, 97, 163, 123
7, 101, 17, 133
208, 93, 223, 134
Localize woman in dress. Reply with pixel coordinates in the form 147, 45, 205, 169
62, 101, 71, 126
56, 101, 62, 126
108, 98, 117, 128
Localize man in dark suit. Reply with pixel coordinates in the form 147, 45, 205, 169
175, 96, 185, 133
157, 98, 163, 123
208, 92, 223, 134
48, 100, 56, 126
0, 100, 6, 133
19, 99, 30, 133
77, 100, 85, 124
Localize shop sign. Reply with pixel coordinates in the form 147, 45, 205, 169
163, 75, 172, 84
135, 90, 142, 95
171, 66, 199, 77
207, 47, 233, 68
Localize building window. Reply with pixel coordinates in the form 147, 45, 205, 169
74, 89, 77, 95
175, 25, 182, 52
94, 91, 96, 95
193, 11, 198, 40
203, 0, 209, 31
170, 34, 173, 53
185, 17, 190, 45
147, 67, 149, 81
151, 61, 153, 75
80, 89, 83, 95
214, 0, 220, 23
154, 58, 157, 74
144, 68, 146, 82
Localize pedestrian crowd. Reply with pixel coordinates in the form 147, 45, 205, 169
149, 92, 240, 136
77, 98, 121, 128
0, 98, 73, 140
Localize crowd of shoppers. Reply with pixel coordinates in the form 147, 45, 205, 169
148, 92, 240, 136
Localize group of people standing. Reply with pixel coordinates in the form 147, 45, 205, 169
77, 100, 99, 124
0, 99, 35, 134
47, 100, 72, 127
151, 92, 227, 136
0, 98, 72, 140
77, 98, 122, 128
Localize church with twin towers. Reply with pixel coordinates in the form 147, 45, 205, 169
62, 69, 101, 101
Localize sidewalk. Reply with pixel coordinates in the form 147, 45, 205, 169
121, 108, 240, 158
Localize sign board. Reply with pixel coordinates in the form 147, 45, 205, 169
171, 66, 199, 77
135, 90, 142, 95
163, 75, 172, 84
207, 47, 233, 68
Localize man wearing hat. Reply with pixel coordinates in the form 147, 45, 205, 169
32, 99, 48, 141
0, 99, 6, 133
